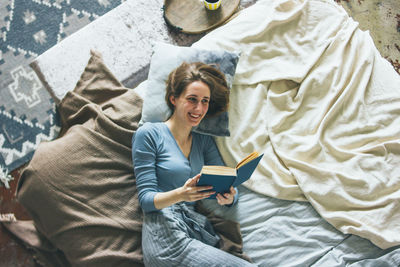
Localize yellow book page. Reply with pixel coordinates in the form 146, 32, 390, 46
201, 165, 236, 176
236, 151, 260, 169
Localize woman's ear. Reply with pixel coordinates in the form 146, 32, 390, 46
169, 95, 176, 106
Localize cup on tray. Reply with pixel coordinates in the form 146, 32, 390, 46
204, 0, 221, 10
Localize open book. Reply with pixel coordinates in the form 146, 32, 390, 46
198, 152, 264, 199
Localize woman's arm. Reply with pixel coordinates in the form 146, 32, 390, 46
132, 126, 160, 212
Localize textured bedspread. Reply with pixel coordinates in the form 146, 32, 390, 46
192, 0, 400, 249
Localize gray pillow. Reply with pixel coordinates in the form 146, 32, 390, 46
140, 42, 240, 136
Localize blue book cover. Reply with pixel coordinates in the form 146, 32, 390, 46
198, 152, 264, 199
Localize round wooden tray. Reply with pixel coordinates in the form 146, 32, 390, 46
163, 0, 240, 34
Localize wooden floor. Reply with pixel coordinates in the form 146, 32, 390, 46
1, 167, 38, 267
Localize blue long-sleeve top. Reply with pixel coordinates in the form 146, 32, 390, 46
132, 122, 237, 213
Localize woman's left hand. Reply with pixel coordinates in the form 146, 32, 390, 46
216, 186, 236, 205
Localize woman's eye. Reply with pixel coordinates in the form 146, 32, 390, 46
187, 97, 197, 103
202, 99, 210, 104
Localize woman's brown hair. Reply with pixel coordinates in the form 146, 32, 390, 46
165, 62, 229, 117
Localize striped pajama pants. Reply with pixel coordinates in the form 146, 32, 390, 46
141, 203, 257, 267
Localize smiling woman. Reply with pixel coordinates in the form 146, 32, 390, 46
131, 62, 254, 266
163, 62, 229, 158
165, 62, 230, 120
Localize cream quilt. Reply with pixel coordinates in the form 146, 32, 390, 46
193, 0, 400, 249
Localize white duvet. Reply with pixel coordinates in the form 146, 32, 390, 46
193, 0, 400, 249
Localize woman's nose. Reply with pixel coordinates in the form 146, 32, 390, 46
194, 102, 202, 111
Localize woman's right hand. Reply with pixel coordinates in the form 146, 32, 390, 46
179, 174, 215, 202
153, 174, 214, 210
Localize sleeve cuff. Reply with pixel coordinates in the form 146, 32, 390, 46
141, 191, 158, 213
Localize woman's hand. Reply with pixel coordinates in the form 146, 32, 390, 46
178, 174, 215, 202
216, 186, 236, 206
154, 174, 214, 210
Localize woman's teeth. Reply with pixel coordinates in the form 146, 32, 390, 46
189, 113, 201, 118
189, 113, 201, 119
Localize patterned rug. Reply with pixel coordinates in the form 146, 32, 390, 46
0, 0, 125, 178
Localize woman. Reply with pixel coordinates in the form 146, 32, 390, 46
132, 62, 256, 266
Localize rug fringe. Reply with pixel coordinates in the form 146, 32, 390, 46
0, 213, 17, 222
0, 165, 13, 189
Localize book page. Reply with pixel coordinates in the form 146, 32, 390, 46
201, 165, 236, 176
236, 151, 260, 169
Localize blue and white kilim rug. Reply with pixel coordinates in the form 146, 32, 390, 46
0, 0, 125, 177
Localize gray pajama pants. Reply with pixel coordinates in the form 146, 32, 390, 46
141, 203, 257, 267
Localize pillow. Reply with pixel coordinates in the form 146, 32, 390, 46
16, 51, 145, 266
140, 42, 240, 136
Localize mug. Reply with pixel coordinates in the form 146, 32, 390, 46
204, 0, 221, 10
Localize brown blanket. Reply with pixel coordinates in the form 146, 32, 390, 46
2, 51, 249, 266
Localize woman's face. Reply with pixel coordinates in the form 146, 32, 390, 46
170, 81, 211, 127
